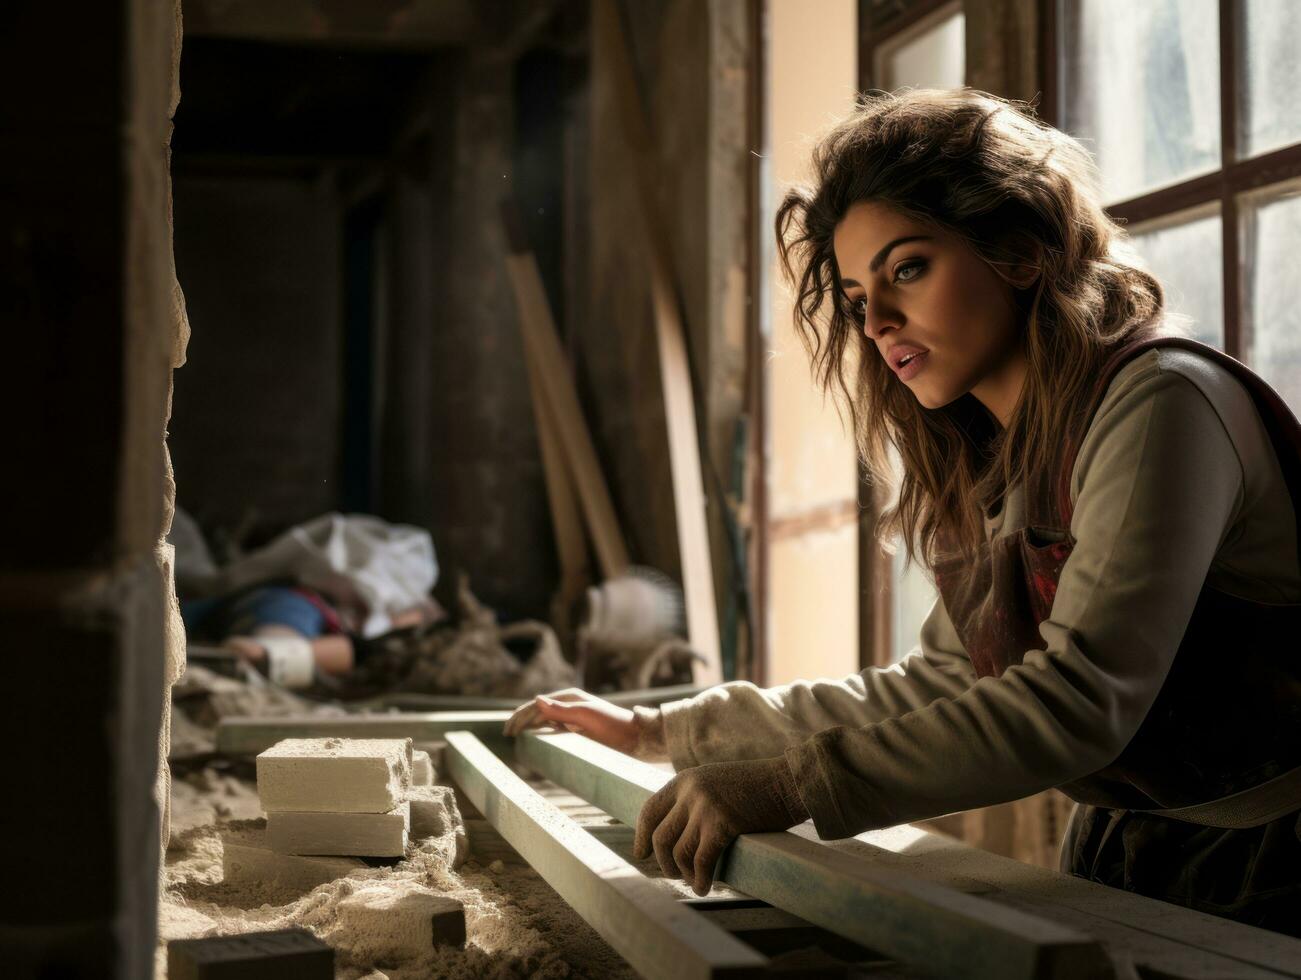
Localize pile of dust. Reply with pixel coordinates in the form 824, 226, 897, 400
160, 778, 636, 979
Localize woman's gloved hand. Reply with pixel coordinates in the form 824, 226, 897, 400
502, 688, 668, 761
634, 756, 809, 896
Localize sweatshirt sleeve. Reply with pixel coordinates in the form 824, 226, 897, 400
784, 362, 1248, 839
660, 593, 977, 769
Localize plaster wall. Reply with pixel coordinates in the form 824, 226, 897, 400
765, 0, 860, 686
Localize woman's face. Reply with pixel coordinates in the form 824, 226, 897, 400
832, 200, 1027, 422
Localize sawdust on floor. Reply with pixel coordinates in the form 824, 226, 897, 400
159, 766, 637, 979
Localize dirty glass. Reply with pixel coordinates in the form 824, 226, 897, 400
1242, 0, 1301, 157
1061, 0, 1220, 203
882, 10, 965, 91
891, 548, 937, 664
1244, 186, 1301, 414
1129, 208, 1224, 348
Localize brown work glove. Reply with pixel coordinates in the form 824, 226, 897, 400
634, 756, 809, 896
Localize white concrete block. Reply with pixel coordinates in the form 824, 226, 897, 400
336, 881, 466, 957
407, 785, 459, 840
411, 749, 434, 786
222, 825, 365, 894
407, 785, 468, 867
256, 737, 411, 813
267, 802, 410, 857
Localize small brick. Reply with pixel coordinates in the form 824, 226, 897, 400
407, 785, 460, 839
167, 928, 332, 980
222, 825, 365, 894
267, 802, 409, 857
337, 882, 465, 959
256, 738, 410, 813
411, 749, 434, 786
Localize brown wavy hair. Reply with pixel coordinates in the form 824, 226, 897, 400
776, 88, 1165, 566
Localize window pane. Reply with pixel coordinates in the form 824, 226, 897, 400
1129, 209, 1224, 348
1244, 186, 1301, 414
1061, 0, 1220, 204
1242, 0, 1301, 157
883, 11, 965, 90
892, 550, 938, 664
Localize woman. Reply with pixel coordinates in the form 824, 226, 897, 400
507, 89, 1301, 934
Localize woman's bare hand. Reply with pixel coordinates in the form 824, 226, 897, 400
504, 688, 639, 752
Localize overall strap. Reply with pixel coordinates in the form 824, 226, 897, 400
1052, 336, 1301, 570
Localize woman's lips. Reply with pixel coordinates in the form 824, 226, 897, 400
893, 349, 928, 381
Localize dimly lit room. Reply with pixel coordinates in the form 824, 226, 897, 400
6, 1, 1301, 976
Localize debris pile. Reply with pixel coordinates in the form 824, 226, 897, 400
351, 577, 575, 699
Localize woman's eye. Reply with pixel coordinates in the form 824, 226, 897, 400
852, 296, 868, 318
894, 260, 925, 283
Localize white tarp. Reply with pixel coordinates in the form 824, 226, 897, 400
172, 511, 438, 638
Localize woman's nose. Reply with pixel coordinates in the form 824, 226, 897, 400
862, 302, 900, 340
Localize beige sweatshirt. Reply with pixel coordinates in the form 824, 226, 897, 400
661, 347, 1301, 839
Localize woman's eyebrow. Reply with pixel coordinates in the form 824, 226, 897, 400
840, 235, 934, 291
868, 235, 933, 273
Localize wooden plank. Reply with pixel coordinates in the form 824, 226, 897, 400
827, 823, 1301, 980
501, 205, 630, 579
517, 732, 1109, 980
328, 685, 707, 714
592, 0, 722, 684
506, 203, 593, 612
443, 731, 765, 980
215, 711, 512, 757
525, 321, 592, 617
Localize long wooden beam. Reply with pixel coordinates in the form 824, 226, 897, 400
826, 824, 1301, 980
502, 206, 631, 579
215, 711, 513, 757
214, 688, 707, 756
517, 732, 1110, 980
444, 731, 765, 980
366, 685, 704, 713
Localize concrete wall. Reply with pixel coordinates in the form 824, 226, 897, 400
170, 177, 343, 538
0, 1, 184, 975
422, 54, 558, 622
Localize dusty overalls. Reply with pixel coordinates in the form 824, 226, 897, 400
933, 336, 1301, 936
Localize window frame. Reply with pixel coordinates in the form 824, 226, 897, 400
857, 0, 967, 669
1050, 0, 1301, 360
857, 0, 1301, 669
862, 0, 964, 91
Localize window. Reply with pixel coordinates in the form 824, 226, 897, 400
1128, 205, 1225, 348
861, 1, 965, 665
1057, 0, 1301, 407
873, 4, 965, 91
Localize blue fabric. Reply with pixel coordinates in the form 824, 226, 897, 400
182, 585, 327, 640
